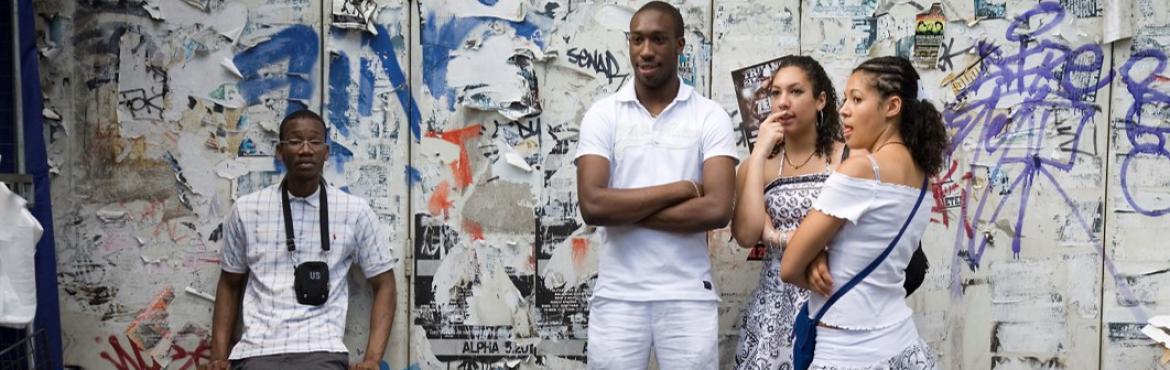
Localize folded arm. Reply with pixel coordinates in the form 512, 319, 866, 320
638, 156, 737, 233
576, 155, 697, 226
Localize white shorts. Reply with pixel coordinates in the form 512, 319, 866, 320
586, 297, 718, 370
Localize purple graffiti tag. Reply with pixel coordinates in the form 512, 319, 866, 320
940, 2, 1149, 321
1119, 49, 1170, 217
946, 1, 1113, 269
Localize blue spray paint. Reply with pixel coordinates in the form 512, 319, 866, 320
1119, 49, 1170, 217
232, 25, 319, 115
328, 141, 354, 170
405, 165, 423, 186
420, 12, 545, 110
370, 25, 422, 140
328, 51, 352, 138
359, 58, 376, 116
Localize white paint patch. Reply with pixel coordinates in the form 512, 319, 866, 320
994, 321, 1069, 354
1103, 0, 1134, 43
1064, 254, 1101, 319
594, 4, 635, 32
419, 136, 462, 163
990, 259, 1058, 300
95, 204, 128, 222
214, 158, 249, 179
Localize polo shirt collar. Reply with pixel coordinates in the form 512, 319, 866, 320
616, 77, 694, 106
285, 183, 322, 208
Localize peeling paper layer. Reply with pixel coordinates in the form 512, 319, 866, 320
448, 44, 542, 120
332, 0, 379, 34
448, 0, 526, 22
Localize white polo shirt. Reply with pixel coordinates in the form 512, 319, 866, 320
574, 80, 738, 302
220, 183, 398, 359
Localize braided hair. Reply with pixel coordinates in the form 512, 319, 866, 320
852, 56, 948, 175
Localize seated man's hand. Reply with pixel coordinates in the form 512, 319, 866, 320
199, 359, 230, 370
350, 359, 381, 370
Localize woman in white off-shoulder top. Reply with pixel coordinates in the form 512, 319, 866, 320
778, 56, 949, 370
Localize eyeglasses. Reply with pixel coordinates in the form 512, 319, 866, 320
280, 139, 327, 149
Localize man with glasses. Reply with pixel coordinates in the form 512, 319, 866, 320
574, 2, 737, 369
204, 110, 398, 370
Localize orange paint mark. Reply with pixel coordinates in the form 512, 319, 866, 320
571, 238, 589, 268
426, 124, 482, 188
428, 181, 454, 219
463, 219, 484, 241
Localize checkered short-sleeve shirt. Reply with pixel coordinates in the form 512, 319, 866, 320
220, 183, 398, 359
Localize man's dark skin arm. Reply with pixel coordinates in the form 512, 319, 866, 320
638, 156, 737, 233
576, 155, 698, 226
205, 270, 247, 370
354, 271, 397, 369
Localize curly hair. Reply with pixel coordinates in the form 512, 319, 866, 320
769, 55, 842, 161
851, 56, 948, 175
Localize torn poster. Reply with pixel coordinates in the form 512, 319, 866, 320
181, 0, 223, 12
142, 0, 164, 20
451, 47, 543, 121
810, 0, 877, 18
1143, 315, 1170, 364
125, 286, 176, 366
852, 18, 878, 55
332, 0, 379, 34
731, 57, 784, 153
413, 215, 545, 362
913, 4, 946, 70
973, 0, 1005, 20
1061, 0, 1102, 18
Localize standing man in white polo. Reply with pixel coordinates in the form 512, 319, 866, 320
574, 2, 738, 369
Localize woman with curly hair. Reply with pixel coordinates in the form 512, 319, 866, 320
730, 55, 847, 370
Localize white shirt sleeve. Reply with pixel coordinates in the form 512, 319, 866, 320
220, 206, 248, 274
352, 203, 399, 278
574, 104, 614, 163
700, 106, 740, 163
812, 173, 875, 224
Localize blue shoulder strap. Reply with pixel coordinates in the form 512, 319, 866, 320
812, 176, 929, 321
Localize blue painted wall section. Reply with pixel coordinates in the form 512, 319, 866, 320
233, 25, 320, 116
420, 11, 546, 111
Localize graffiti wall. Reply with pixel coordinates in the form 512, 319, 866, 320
27, 0, 1170, 368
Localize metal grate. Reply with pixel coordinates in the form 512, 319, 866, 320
0, 329, 52, 370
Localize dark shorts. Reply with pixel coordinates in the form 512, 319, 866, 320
231, 351, 349, 370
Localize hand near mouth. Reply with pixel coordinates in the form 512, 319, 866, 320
754, 111, 787, 156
